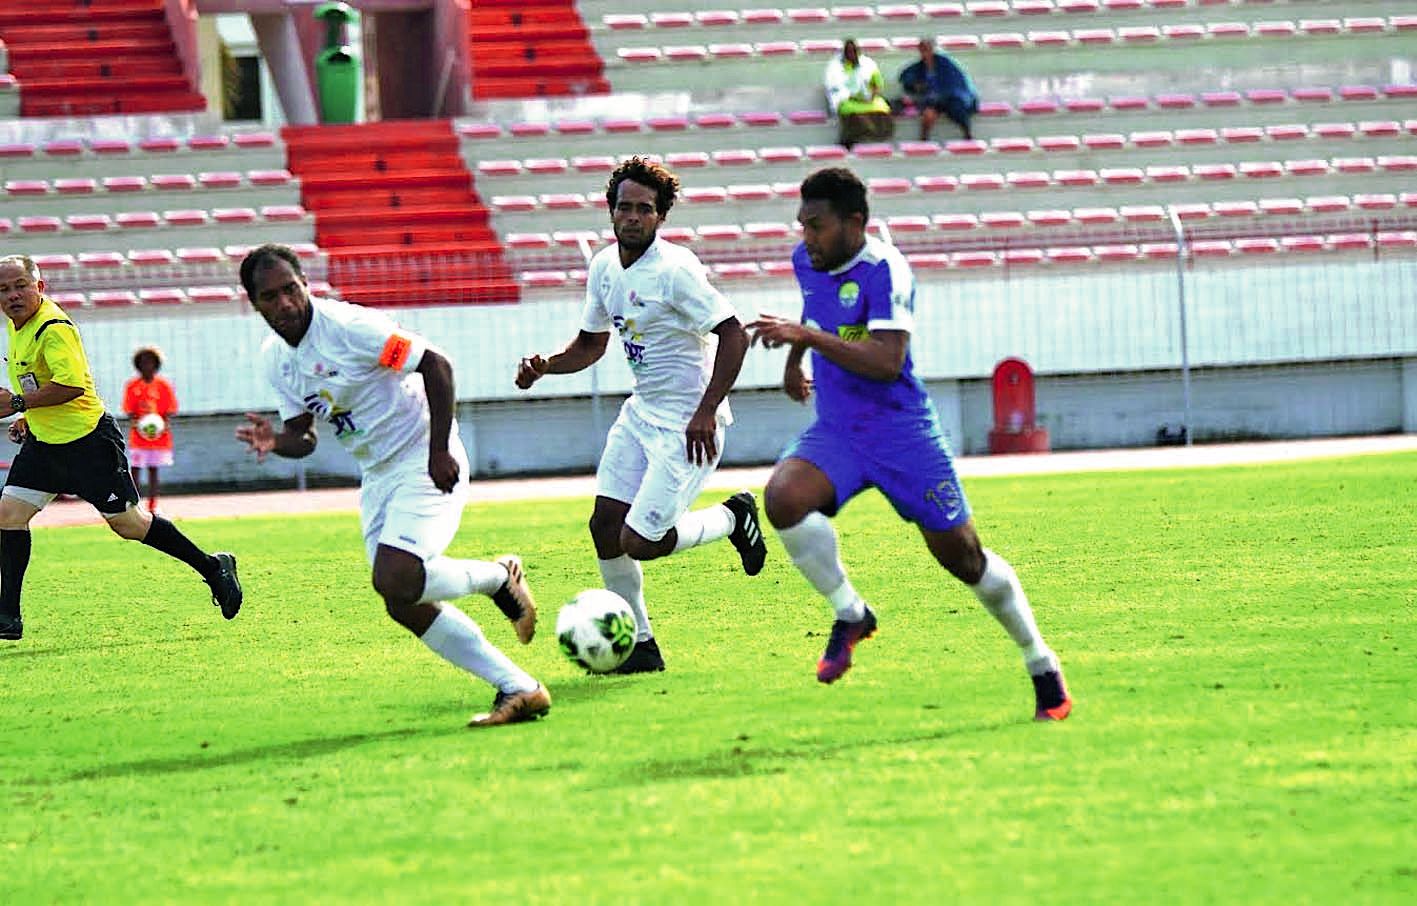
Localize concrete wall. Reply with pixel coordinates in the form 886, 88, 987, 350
113, 358, 1412, 493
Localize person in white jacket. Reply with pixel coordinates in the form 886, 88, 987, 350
824, 38, 895, 147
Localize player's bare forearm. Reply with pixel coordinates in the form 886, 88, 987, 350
751, 315, 906, 382
696, 317, 749, 415
271, 414, 317, 459
784, 341, 808, 371
271, 430, 316, 458
804, 328, 908, 382
0, 381, 84, 417
417, 348, 456, 454
546, 331, 610, 375
518, 331, 609, 389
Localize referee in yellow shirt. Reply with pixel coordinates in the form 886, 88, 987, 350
0, 255, 242, 641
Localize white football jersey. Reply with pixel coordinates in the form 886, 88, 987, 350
261, 296, 438, 471
581, 236, 739, 429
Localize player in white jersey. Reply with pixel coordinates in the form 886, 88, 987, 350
515, 157, 768, 673
234, 244, 549, 728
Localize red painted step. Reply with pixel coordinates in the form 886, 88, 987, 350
282, 120, 517, 306
0, 22, 169, 43
468, 1, 605, 101
0, 0, 203, 117
10, 58, 181, 79
473, 76, 611, 100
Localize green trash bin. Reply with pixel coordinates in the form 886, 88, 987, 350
314, 1, 360, 124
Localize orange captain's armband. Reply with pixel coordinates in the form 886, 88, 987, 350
378, 333, 414, 369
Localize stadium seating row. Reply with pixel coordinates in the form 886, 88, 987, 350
503, 190, 1417, 246
517, 229, 1417, 288
607, 15, 1413, 65
33, 242, 320, 273
1, 206, 310, 234
472, 124, 1415, 181
0, 133, 278, 158
598, 3, 1412, 32
457, 84, 1417, 142
3, 170, 294, 195
487, 156, 1415, 212
42, 281, 333, 310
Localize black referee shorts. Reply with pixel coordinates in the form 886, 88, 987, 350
4, 414, 141, 515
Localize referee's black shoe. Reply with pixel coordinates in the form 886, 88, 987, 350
207, 552, 243, 620
0, 616, 21, 641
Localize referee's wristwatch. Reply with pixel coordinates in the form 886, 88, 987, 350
9, 394, 26, 413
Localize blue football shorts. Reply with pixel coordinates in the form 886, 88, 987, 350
782, 415, 971, 532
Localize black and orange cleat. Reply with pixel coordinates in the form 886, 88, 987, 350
816, 607, 877, 684
1032, 668, 1073, 721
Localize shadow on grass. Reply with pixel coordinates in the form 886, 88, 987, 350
0, 634, 218, 660
56, 677, 648, 784
610, 718, 1017, 787
54, 727, 428, 784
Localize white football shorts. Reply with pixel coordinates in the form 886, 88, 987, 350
359, 435, 470, 564
596, 402, 725, 542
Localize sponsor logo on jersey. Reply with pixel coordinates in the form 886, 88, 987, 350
837, 280, 861, 308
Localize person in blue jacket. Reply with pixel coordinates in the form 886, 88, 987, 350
898, 38, 979, 141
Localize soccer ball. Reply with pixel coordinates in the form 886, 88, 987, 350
556, 589, 638, 673
136, 413, 165, 440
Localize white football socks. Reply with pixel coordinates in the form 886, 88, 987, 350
599, 554, 653, 641
420, 605, 537, 694
670, 503, 736, 553
777, 511, 867, 622
417, 557, 509, 605
970, 548, 1055, 673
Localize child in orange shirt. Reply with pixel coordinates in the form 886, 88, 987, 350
122, 346, 178, 512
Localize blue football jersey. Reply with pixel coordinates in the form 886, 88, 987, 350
792, 236, 934, 424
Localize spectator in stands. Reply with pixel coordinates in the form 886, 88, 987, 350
122, 345, 178, 513
898, 38, 979, 141
0, 254, 241, 643
825, 38, 894, 148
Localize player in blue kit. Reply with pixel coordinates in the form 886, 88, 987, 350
747, 167, 1071, 720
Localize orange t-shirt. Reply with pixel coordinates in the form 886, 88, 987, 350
122, 375, 178, 450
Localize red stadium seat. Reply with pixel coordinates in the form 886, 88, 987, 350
91, 291, 141, 308
104, 176, 149, 192
189, 286, 239, 304
199, 172, 243, 189
139, 288, 188, 305
67, 215, 113, 232
116, 211, 162, 229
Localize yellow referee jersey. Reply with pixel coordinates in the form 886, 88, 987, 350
6, 297, 104, 443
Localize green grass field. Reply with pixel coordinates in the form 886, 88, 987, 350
3, 453, 1415, 905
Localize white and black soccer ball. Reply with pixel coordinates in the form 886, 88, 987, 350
136, 413, 166, 440
556, 589, 637, 674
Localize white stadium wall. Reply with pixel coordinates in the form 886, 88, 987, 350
44, 256, 1417, 489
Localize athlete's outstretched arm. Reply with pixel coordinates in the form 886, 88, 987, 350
685, 317, 749, 465
417, 348, 460, 492
236, 412, 316, 462
749, 314, 908, 382
515, 330, 610, 389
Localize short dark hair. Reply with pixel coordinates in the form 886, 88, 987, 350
132, 346, 163, 371
800, 167, 870, 223
239, 243, 304, 300
606, 156, 680, 217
